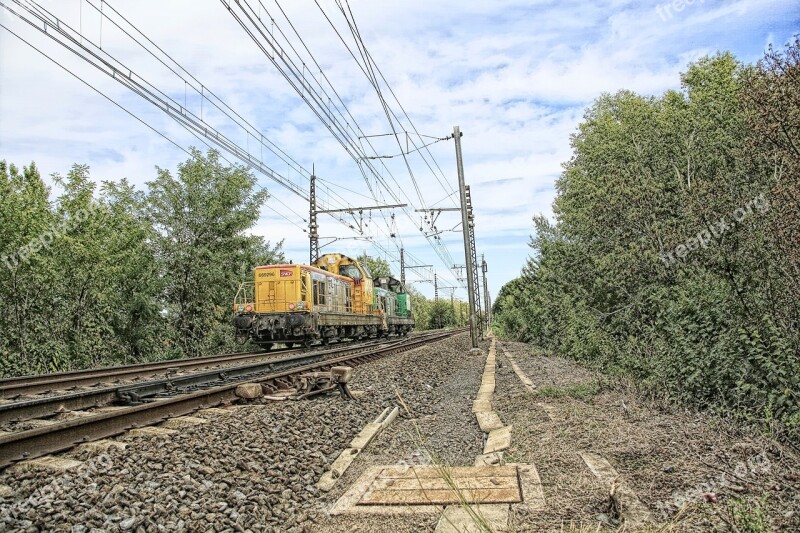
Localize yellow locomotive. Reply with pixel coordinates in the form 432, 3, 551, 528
233, 253, 414, 349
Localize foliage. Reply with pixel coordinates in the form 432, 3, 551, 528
0, 149, 284, 376
727, 497, 769, 533
363, 255, 393, 279
146, 149, 283, 356
492, 41, 800, 441
428, 300, 457, 329
404, 285, 467, 330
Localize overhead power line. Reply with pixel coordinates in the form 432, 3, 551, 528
3, 0, 468, 291
222, 0, 465, 288
1, 0, 309, 199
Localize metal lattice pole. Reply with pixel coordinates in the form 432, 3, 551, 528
453, 126, 479, 349
482, 255, 491, 331
466, 185, 482, 338
400, 247, 406, 288
309, 174, 319, 264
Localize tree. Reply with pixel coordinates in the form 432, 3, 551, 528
146, 148, 283, 357
428, 300, 456, 329
0, 160, 54, 375
363, 255, 392, 279
492, 46, 800, 439
0, 149, 286, 376
0, 163, 164, 374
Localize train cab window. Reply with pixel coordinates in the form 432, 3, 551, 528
313, 279, 326, 306
340, 264, 361, 279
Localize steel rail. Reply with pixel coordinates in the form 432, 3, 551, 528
0, 333, 416, 398
0, 337, 414, 425
0, 348, 296, 399
0, 329, 464, 468
114, 338, 406, 403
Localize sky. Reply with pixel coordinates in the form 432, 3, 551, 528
1, 0, 798, 303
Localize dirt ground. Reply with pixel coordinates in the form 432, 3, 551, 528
496, 340, 800, 532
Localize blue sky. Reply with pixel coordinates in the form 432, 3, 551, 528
1, 0, 798, 303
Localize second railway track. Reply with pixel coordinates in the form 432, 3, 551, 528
0, 336, 417, 427
0, 346, 305, 399
0, 328, 464, 469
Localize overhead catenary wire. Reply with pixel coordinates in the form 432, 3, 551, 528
3, 0, 310, 199
5, 1, 385, 220
1, 2, 393, 269
320, 0, 459, 205
0, 22, 194, 160
319, 0, 465, 285
225, 0, 464, 289
224, 0, 403, 206
87, 0, 311, 189
223, 1, 450, 284
0, 18, 309, 238
6, 0, 468, 292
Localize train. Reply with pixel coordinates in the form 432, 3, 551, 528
232, 253, 414, 350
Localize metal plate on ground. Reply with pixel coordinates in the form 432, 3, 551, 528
357, 465, 522, 506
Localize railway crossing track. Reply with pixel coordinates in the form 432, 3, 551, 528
0, 329, 463, 469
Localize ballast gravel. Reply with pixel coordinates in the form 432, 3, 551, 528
0, 332, 486, 532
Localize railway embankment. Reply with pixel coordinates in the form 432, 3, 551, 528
1, 333, 798, 531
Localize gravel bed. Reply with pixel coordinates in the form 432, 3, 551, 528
0, 332, 486, 532
313, 334, 489, 533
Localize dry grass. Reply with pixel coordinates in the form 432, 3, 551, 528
497, 341, 800, 532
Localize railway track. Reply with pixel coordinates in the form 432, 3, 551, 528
0, 347, 302, 399
0, 328, 464, 469
0, 337, 413, 427
0, 333, 417, 400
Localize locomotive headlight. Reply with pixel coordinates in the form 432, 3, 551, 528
296, 301, 305, 310
237, 305, 245, 312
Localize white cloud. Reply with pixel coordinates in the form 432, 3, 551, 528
1, 0, 797, 300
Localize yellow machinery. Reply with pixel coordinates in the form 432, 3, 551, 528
311, 253, 374, 315
232, 253, 410, 350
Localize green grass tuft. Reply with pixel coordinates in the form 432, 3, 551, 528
536, 382, 601, 399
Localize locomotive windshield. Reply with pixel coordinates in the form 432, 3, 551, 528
340, 264, 362, 279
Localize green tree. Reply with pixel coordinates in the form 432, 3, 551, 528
493, 45, 800, 440
0, 149, 286, 376
99, 179, 163, 361
0, 161, 54, 375
146, 148, 283, 356
363, 255, 392, 279
428, 300, 456, 329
